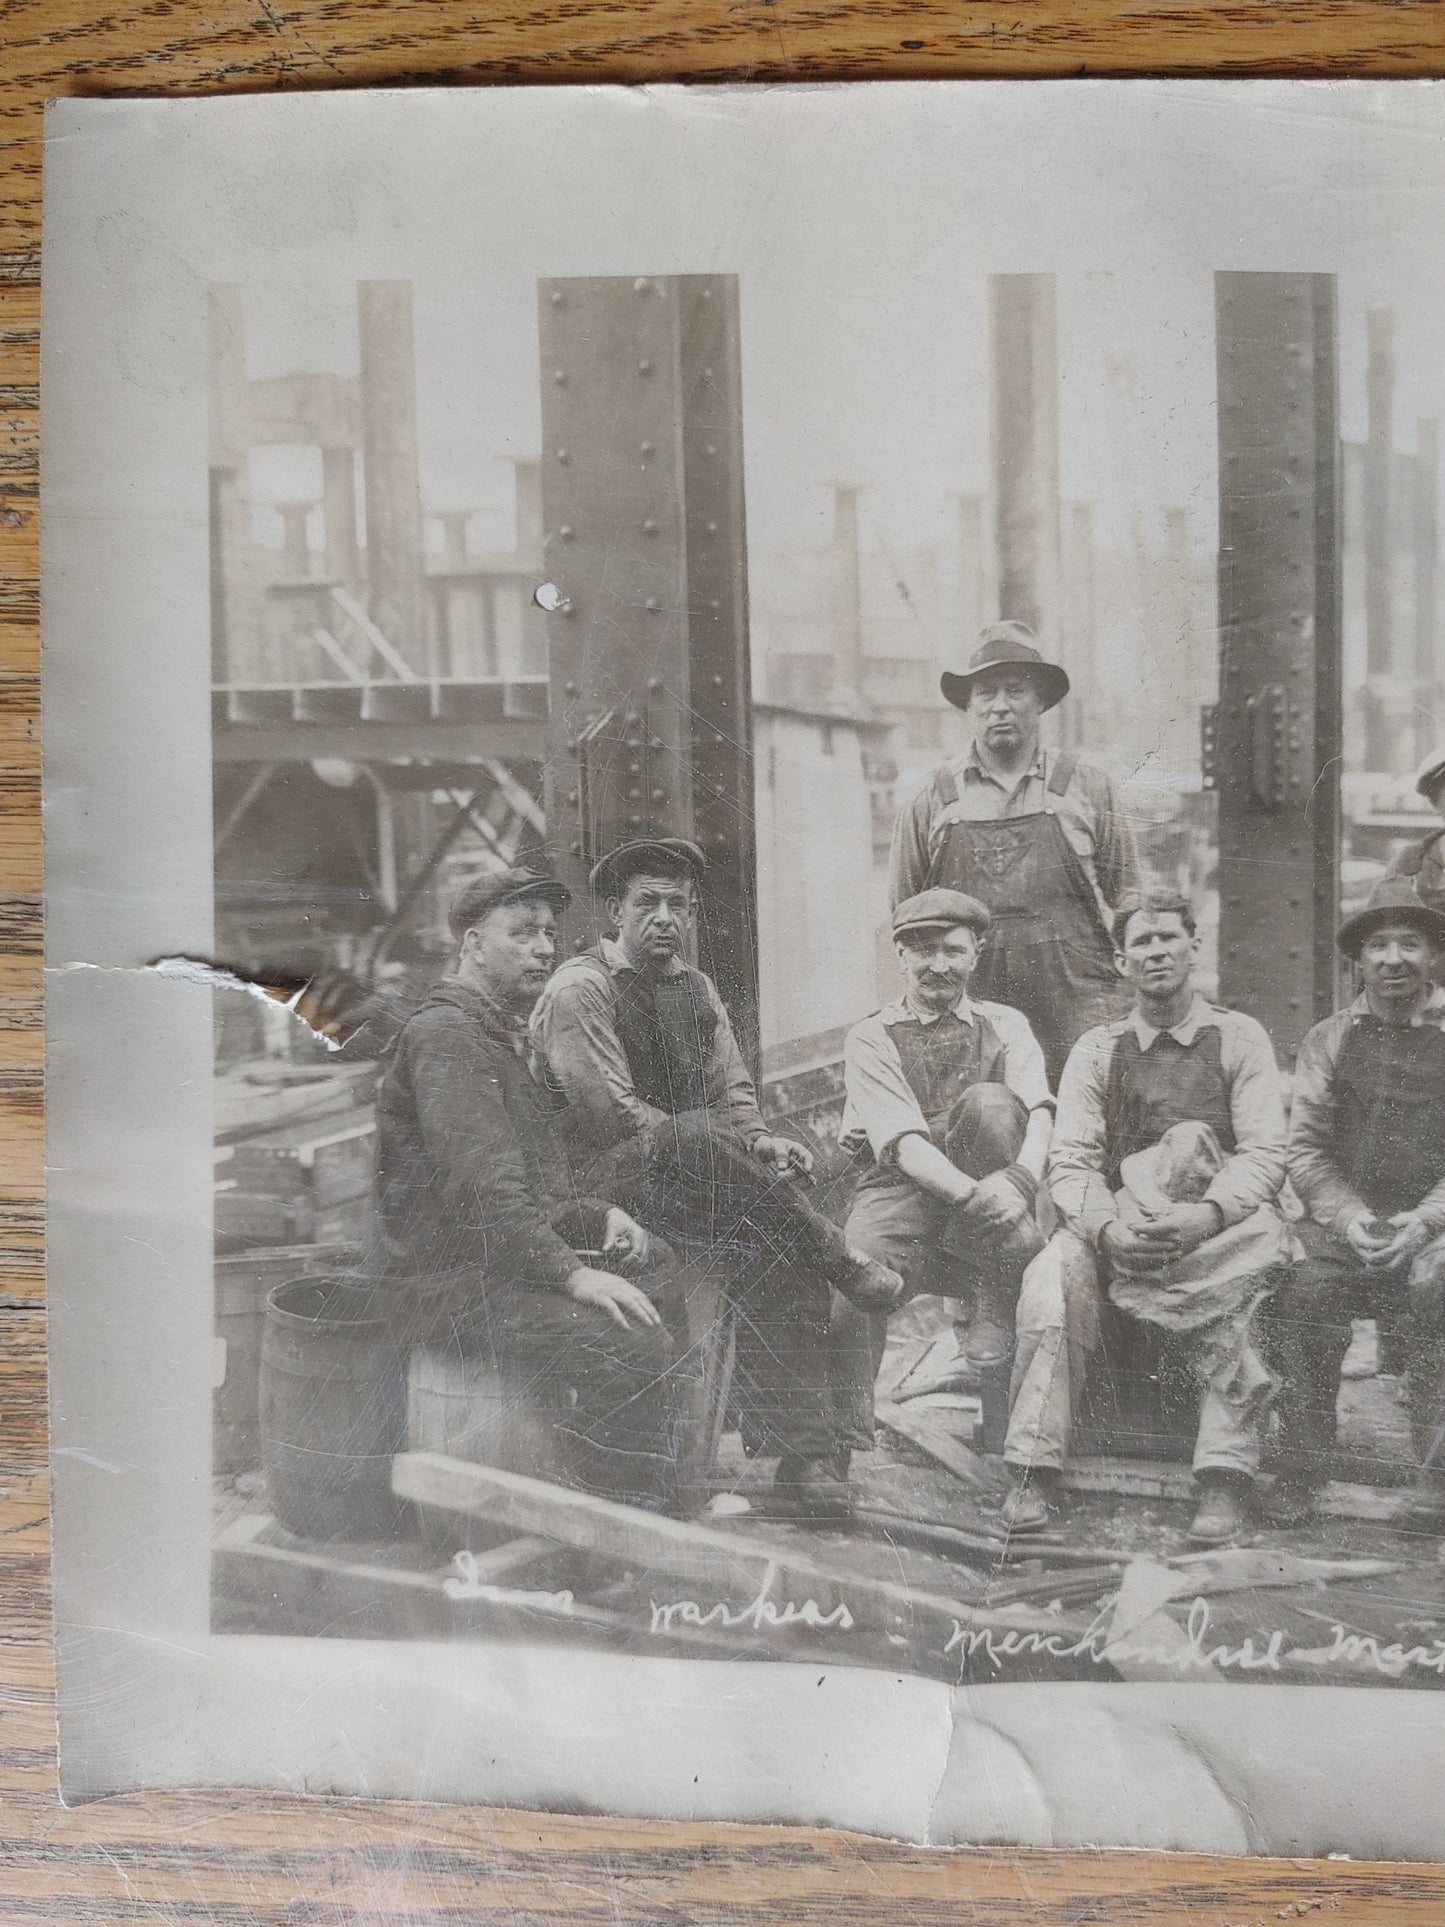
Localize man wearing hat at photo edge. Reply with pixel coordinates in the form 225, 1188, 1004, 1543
531, 836, 907, 1521
828, 887, 1054, 1456
374, 867, 678, 1513
1384, 743, 1445, 912
1272, 876, 1445, 1529
890, 621, 1142, 1087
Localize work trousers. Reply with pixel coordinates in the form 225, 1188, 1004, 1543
1003, 1229, 1272, 1479
430, 1204, 679, 1512
829, 1083, 1029, 1450
584, 1112, 841, 1462
1268, 1221, 1445, 1480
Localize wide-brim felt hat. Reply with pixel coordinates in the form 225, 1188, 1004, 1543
940, 621, 1071, 713
892, 887, 991, 940
1336, 875, 1445, 957
589, 836, 707, 898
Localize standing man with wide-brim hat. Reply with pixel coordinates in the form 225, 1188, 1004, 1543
890, 620, 1142, 1086
1384, 743, 1445, 914
1276, 875, 1445, 1528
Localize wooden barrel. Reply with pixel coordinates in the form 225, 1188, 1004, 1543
261, 1274, 410, 1540
214, 1243, 355, 1474
406, 1343, 577, 1554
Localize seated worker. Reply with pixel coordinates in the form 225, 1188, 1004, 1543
1002, 891, 1291, 1543
531, 836, 905, 1521
1277, 876, 1445, 1527
830, 888, 1052, 1455
375, 867, 676, 1513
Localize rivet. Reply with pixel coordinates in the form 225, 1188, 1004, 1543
564, 680, 577, 696
640, 441, 655, 456
651, 789, 666, 803
647, 678, 662, 692
566, 789, 578, 805
706, 521, 719, 535
550, 291, 564, 306
553, 369, 568, 385
633, 277, 651, 295
705, 444, 717, 456
559, 525, 573, 540
557, 448, 571, 464
701, 288, 713, 301
629, 813, 642, 826
639, 359, 653, 376
645, 597, 661, 612
628, 787, 641, 800
712, 675, 723, 687
703, 367, 715, 380
642, 519, 657, 534
708, 599, 721, 612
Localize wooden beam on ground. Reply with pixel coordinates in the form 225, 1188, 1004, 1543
875, 1399, 1005, 1494
1062, 1458, 1409, 1525
392, 1451, 1085, 1656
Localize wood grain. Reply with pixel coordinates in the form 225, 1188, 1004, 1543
6, 2, 1445, 1916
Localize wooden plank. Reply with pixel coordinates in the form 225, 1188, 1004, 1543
875, 1398, 1005, 1493
391, 1450, 1096, 1650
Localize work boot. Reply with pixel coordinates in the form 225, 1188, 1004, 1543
1187, 1473, 1255, 1546
772, 1455, 852, 1522
999, 1467, 1061, 1534
960, 1272, 1018, 1371
838, 1249, 909, 1315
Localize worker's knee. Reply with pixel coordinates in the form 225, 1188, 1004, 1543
946, 1081, 1028, 1172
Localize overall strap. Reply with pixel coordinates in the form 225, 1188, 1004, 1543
1047, 752, 1077, 798
933, 762, 960, 810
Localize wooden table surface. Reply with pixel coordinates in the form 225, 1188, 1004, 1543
6, 2, 1445, 1918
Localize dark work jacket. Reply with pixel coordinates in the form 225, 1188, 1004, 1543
375, 978, 607, 1303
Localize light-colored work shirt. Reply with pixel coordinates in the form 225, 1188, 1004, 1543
1049, 994, 1288, 1248
531, 937, 765, 1157
841, 992, 1052, 1165
888, 743, 1140, 932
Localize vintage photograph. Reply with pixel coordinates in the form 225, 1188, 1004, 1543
204, 162, 1445, 1692
42, 82, 1445, 1840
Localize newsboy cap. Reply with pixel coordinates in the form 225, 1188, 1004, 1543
589, 836, 706, 898
447, 866, 570, 941
892, 888, 992, 940
940, 621, 1071, 714
1335, 875, 1445, 958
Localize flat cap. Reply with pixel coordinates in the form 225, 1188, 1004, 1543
590, 837, 706, 898
892, 888, 991, 939
447, 866, 570, 941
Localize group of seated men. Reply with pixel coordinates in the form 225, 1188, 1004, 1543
374, 830, 1445, 1547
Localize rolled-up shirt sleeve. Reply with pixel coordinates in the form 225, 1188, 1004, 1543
703, 981, 766, 1144
1047, 1026, 1120, 1247
531, 965, 666, 1149
843, 1016, 930, 1164
888, 778, 937, 910
1205, 1012, 1288, 1226
984, 1003, 1054, 1114
1288, 1013, 1371, 1236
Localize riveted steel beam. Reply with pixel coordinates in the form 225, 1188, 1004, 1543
1215, 272, 1343, 1060
538, 273, 757, 1060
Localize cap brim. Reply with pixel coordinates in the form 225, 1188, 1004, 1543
1336, 904, 1445, 955
893, 915, 988, 939
590, 838, 707, 896
940, 663, 1071, 713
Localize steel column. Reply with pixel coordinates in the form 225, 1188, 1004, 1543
538, 273, 757, 1060
358, 282, 428, 674
989, 275, 1062, 641
1415, 417, 1440, 758
1214, 272, 1342, 1060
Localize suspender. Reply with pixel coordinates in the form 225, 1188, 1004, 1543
933, 750, 1074, 810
